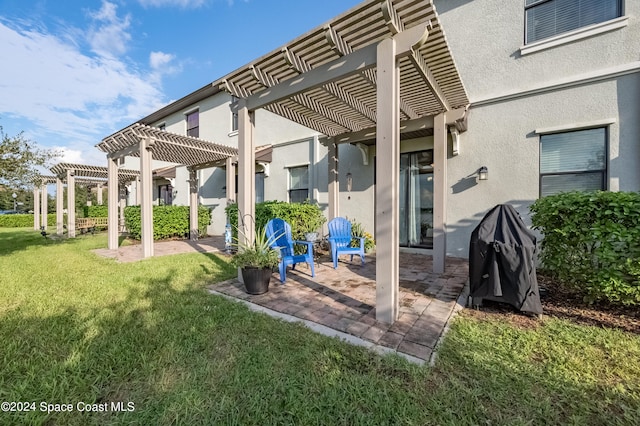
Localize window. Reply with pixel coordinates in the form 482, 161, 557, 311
540, 127, 607, 197
233, 172, 265, 203
186, 110, 199, 138
525, 0, 622, 44
288, 166, 309, 203
231, 96, 239, 132
158, 123, 166, 131
158, 184, 173, 205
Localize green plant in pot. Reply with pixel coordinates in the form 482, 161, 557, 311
230, 226, 280, 295
301, 214, 326, 242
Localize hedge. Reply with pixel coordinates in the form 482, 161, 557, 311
530, 191, 640, 306
224, 201, 326, 242
124, 205, 212, 240
83, 205, 108, 218
0, 214, 59, 228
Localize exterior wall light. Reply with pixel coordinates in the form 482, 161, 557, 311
346, 172, 353, 192
478, 166, 488, 181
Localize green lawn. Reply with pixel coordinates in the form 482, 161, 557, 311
0, 228, 638, 425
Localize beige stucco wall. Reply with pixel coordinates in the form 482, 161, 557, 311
435, 0, 640, 257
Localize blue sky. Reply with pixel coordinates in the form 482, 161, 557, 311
0, 0, 362, 166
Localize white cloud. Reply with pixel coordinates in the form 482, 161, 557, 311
0, 7, 169, 160
86, 1, 132, 58
150, 51, 174, 70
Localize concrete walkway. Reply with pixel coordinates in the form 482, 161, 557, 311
93, 237, 469, 364
92, 236, 226, 262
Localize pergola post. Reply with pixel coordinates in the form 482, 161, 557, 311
119, 186, 126, 232
67, 169, 76, 238
237, 100, 255, 281
40, 185, 47, 230
33, 187, 40, 230
433, 112, 447, 274
225, 157, 236, 204
56, 178, 64, 235
188, 168, 199, 241
97, 184, 103, 205
136, 177, 142, 205
107, 158, 119, 249
328, 137, 339, 221
140, 138, 154, 258
375, 36, 400, 324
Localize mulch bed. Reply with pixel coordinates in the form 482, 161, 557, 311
465, 274, 640, 334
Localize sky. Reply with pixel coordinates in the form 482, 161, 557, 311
0, 0, 362, 167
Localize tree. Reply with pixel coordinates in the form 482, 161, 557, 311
0, 125, 60, 188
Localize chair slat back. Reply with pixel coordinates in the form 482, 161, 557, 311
328, 217, 352, 248
266, 218, 294, 258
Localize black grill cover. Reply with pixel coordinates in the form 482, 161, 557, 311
469, 204, 542, 315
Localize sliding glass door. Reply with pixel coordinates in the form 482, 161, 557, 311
399, 150, 434, 249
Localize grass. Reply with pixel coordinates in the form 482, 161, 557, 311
0, 228, 639, 425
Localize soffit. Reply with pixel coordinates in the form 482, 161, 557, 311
219, 0, 468, 138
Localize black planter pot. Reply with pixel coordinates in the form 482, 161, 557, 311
241, 267, 272, 295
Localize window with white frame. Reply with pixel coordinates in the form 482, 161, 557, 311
525, 0, 622, 44
288, 166, 309, 203
540, 127, 607, 197
186, 110, 199, 138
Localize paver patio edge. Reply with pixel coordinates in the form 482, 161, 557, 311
209, 288, 426, 365
428, 279, 470, 367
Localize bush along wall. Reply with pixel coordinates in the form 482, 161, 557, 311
225, 201, 326, 242
124, 205, 212, 240
530, 191, 640, 306
0, 214, 60, 228
83, 205, 108, 218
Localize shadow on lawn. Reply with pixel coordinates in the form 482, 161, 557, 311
0, 228, 75, 257
1, 252, 636, 425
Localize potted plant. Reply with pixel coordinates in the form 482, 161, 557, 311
301, 214, 327, 242
230, 226, 280, 295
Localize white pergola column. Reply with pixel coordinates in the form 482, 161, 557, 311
56, 178, 64, 235
118, 186, 126, 231
433, 112, 447, 274
188, 168, 199, 241
33, 187, 40, 230
107, 158, 119, 249
225, 157, 236, 204
97, 184, 103, 205
375, 36, 400, 324
328, 137, 339, 221
67, 170, 76, 238
237, 100, 256, 246
140, 138, 154, 258
40, 185, 47, 230
136, 177, 142, 205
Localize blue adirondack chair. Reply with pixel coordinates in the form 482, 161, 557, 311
328, 217, 365, 269
265, 218, 315, 282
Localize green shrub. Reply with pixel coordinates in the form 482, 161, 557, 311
225, 201, 326, 242
0, 214, 60, 228
530, 191, 640, 306
124, 205, 212, 240
350, 220, 375, 253
83, 205, 108, 218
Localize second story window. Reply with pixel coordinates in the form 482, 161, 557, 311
186, 110, 199, 138
525, 0, 622, 44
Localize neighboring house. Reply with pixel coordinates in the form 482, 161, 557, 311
112, 0, 639, 258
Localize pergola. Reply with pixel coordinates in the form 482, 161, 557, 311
47, 163, 140, 237
97, 123, 238, 258
219, 0, 470, 323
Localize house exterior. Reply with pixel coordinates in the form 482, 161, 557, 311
114, 0, 639, 259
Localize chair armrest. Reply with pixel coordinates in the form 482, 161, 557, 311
356, 236, 365, 249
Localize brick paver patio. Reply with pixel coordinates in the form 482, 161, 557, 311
94, 236, 469, 363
